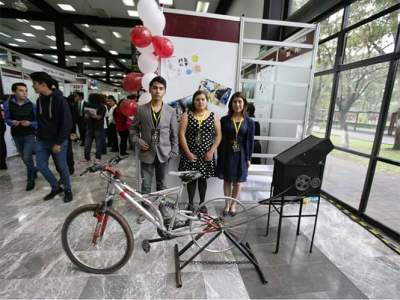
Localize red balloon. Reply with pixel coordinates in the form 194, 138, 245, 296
152, 36, 174, 58
120, 99, 138, 118
122, 72, 142, 92
130, 25, 152, 48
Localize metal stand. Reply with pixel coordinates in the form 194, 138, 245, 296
174, 230, 268, 288
265, 194, 321, 254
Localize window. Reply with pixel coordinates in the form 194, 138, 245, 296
316, 38, 337, 71
348, 0, 400, 26
333, 63, 390, 154
344, 11, 399, 64
289, 0, 310, 15
319, 9, 344, 40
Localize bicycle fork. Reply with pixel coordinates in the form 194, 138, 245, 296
92, 204, 110, 246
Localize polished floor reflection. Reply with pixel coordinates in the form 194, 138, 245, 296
0, 144, 399, 299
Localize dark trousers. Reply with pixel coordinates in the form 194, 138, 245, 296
107, 123, 119, 151
85, 127, 105, 161
13, 134, 36, 181
77, 118, 86, 145
0, 127, 7, 168
118, 130, 129, 155
140, 156, 168, 194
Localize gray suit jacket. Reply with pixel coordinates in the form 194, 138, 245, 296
130, 101, 179, 164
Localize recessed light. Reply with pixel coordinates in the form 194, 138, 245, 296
0, 1, 5, 5
22, 33, 35, 37
109, 50, 118, 55
88, 73, 94, 76
17, 19, 30, 23
95, 72, 100, 75
123, 74, 126, 77
112, 31, 122, 38
196, 1, 210, 13
92, 59, 100, 63
0, 32, 11, 38
57, 4, 76, 11
127, 10, 139, 17
50, 46, 57, 49
117, 73, 122, 76
96, 38, 106, 44
34, 53, 44, 57
31, 25, 46, 31
64, 41, 71, 46
52, 55, 57, 58
110, 65, 115, 68
69, 55, 76, 58
66, 58, 69, 62
14, 38, 27, 43
82, 45, 91, 52
84, 62, 90, 65
122, 0, 135, 6
54, 60, 58, 63
8, 43, 19, 47
46, 35, 56, 41
102, 71, 106, 74
82, 24, 89, 28
159, 0, 173, 5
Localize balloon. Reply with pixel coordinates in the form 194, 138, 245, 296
142, 10, 165, 36
122, 72, 142, 92
152, 36, 174, 58
138, 52, 159, 74
138, 0, 158, 21
141, 73, 157, 91
120, 99, 138, 117
130, 25, 152, 48
137, 43, 155, 55
138, 92, 152, 105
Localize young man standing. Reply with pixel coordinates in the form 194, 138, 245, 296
74, 92, 86, 146
130, 76, 179, 219
30, 72, 73, 202
4, 83, 37, 190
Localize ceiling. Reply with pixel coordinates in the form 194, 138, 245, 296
0, 0, 228, 86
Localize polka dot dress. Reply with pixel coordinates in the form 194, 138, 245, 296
179, 112, 216, 179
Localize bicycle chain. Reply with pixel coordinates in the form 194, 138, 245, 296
182, 260, 251, 265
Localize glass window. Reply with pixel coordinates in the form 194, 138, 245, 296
366, 162, 400, 234
317, 38, 337, 71
380, 63, 400, 162
332, 63, 390, 154
344, 10, 399, 64
322, 150, 369, 209
289, 0, 310, 15
307, 74, 334, 137
348, 0, 400, 26
319, 9, 344, 40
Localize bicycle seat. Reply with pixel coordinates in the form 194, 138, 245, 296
168, 171, 202, 183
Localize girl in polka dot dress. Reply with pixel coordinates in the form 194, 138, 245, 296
179, 90, 222, 211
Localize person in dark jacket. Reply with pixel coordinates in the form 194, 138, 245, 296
31, 72, 73, 202
4, 82, 37, 190
73, 92, 86, 146
247, 103, 261, 165
0, 96, 8, 170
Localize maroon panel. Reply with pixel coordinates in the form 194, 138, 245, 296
164, 13, 240, 43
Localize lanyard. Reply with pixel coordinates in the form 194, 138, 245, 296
231, 117, 243, 139
194, 110, 207, 128
151, 103, 162, 126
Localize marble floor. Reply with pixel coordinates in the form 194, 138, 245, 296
0, 144, 399, 299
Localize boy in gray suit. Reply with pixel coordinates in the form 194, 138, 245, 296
130, 76, 179, 219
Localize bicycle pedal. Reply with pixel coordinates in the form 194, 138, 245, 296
142, 240, 151, 253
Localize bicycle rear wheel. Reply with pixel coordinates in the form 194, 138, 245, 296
61, 204, 134, 274
189, 197, 249, 253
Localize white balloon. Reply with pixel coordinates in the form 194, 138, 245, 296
137, 43, 154, 54
138, 92, 152, 105
138, 53, 159, 74
138, 0, 159, 22
143, 10, 165, 36
141, 73, 157, 91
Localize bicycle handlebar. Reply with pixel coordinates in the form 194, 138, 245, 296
79, 155, 127, 176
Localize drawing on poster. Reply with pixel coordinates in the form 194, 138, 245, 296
198, 78, 232, 108
164, 54, 202, 79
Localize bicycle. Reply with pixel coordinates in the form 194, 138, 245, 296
61, 156, 250, 274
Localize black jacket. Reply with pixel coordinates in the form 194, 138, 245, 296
36, 92, 72, 145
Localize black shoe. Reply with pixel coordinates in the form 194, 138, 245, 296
69, 168, 75, 175
223, 210, 229, 217
80, 143, 85, 147
44, 187, 64, 200
110, 149, 119, 153
64, 190, 73, 203
0, 165, 7, 170
26, 180, 35, 191
120, 152, 129, 156
229, 211, 237, 217
199, 206, 208, 214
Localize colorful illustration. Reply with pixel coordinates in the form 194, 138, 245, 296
198, 79, 232, 108
164, 54, 202, 79
168, 95, 192, 122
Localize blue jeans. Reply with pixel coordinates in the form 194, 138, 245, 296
13, 134, 36, 182
36, 139, 71, 191
85, 127, 105, 161
140, 156, 168, 194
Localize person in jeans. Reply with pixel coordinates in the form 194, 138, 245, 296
74, 92, 86, 146
30, 72, 73, 202
0, 97, 8, 170
4, 83, 37, 190
84, 93, 106, 162
130, 76, 179, 222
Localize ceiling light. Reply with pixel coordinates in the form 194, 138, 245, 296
17, 19, 29, 23
64, 41, 71, 46
31, 25, 46, 30
122, 0, 135, 6
84, 62, 90, 65
159, 0, 173, 5
51, 55, 57, 58
109, 50, 118, 55
120, 59, 126, 62
92, 59, 100, 63
57, 4, 76, 11
127, 10, 139, 17
0, 32, 11, 38
96, 38, 105, 44
110, 65, 115, 68
112, 31, 122, 38
95, 72, 100, 75
82, 24, 89, 28
12, 0, 28, 12
123, 74, 126, 77
22, 32, 35, 37
117, 73, 122, 76
54, 60, 58, 63
88, 73, 94, 76
102, 71, 106, 74
66, 58, 69, 61
50, 46, 57, 49
69, 55, 76, 58
196, 1, 210, 13
8, 43, 19, 47
14, 38, 27, 43
34, 53, 43, 57
46, 35, 56, 41
82, 45, 91, 52
0, 1, 4, 5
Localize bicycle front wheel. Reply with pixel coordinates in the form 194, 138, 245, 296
61, 204, 134, 274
